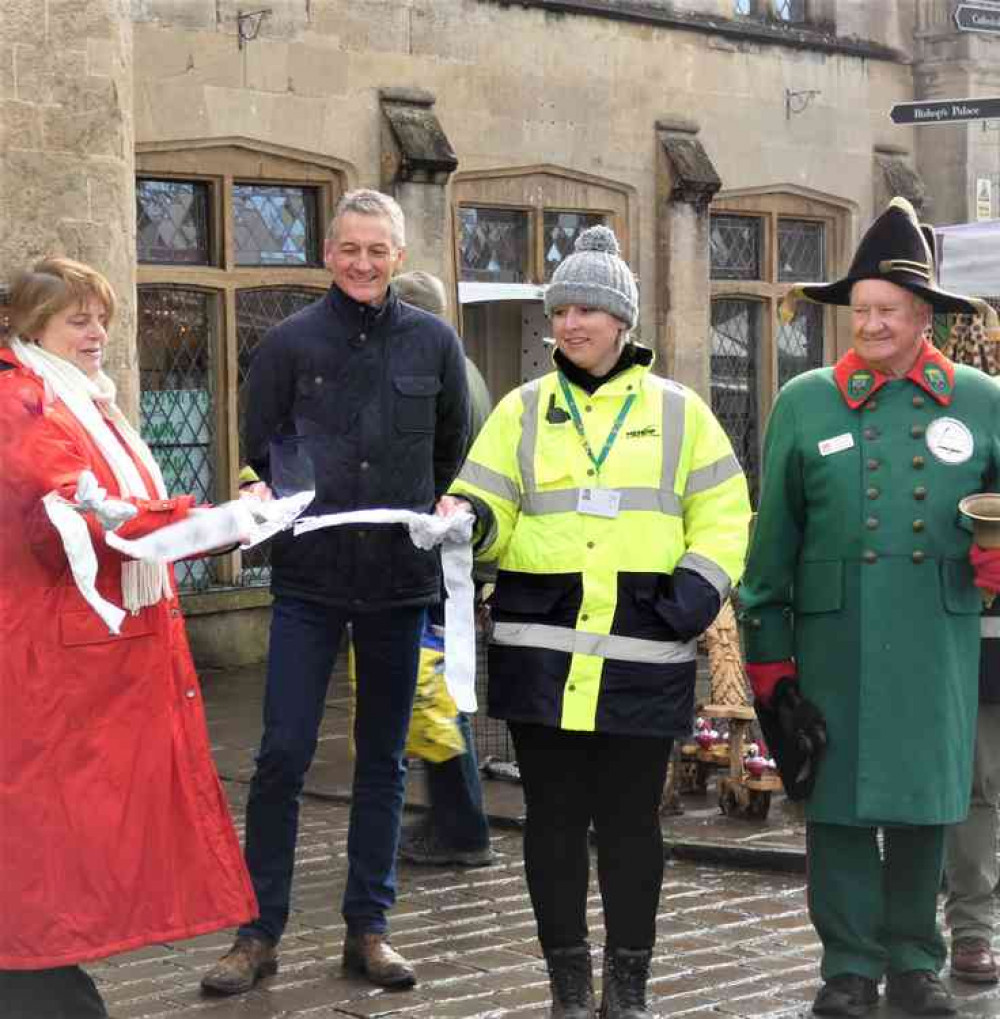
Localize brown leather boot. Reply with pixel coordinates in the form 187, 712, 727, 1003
200, 936, 278, 995
342, 931, 416, 988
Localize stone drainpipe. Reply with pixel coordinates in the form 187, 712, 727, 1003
379, 87, 460, 326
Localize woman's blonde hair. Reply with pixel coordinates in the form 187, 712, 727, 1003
6, 257, 117, 347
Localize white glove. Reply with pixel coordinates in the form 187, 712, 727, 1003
74, 470, 138, 531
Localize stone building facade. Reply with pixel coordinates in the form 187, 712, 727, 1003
2, 0, 998, 662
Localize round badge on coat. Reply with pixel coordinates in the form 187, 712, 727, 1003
926, 417, 974, 464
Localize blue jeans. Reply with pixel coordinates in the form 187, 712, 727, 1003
239, 595, 423, 942
424, 712, 491, 850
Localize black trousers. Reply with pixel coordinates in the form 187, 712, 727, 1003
509, 721, 673, 953
0, 967, 108, 1018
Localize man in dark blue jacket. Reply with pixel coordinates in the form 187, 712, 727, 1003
202, 189, 469, 995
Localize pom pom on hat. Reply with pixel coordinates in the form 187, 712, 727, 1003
545, 224, 638, 329
574, 224, 621, 257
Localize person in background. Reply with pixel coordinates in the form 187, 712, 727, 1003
201, 190, 469, 996
739, 197, 1000, 1018
392, 268, 495, 868
0, 257, 256, 1019
441, 225, 751, 1018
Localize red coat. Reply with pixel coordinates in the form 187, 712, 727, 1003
0, 349, 256, 969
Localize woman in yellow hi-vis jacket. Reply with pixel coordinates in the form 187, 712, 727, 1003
439, 226, 751, 1019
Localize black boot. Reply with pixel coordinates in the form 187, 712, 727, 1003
545, 946, 596, 1018
599, 947, 655, 1018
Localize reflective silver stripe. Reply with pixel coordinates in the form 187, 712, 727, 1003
492, 621, 697, 664
677, 551, 732, 599
685, 453, 742, 497
521, 486, 682, 516
517, 380, 542, 493
982, 616, 1000, 639
457, 460, 520, 505
660, 383, 687, 494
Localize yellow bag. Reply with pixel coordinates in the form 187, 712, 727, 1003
347, 637, 466, 763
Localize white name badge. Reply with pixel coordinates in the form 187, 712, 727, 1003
818, 433, 855, 456
577, 488, 621, 518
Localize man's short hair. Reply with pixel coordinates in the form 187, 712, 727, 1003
393, 270, 447, 318
327, 189, 406, 249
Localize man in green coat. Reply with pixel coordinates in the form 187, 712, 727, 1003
739, 197, 1000, 1018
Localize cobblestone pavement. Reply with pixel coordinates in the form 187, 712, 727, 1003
87, 782, 1000, 1019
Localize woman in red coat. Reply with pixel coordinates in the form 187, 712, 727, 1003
0, 258, 257, 1018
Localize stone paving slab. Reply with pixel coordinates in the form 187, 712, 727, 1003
84, 780, 1000, 1019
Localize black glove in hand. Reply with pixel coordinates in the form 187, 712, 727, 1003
772, 678, 828, 793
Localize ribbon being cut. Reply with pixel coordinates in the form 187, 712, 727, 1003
48, 471, 478, 712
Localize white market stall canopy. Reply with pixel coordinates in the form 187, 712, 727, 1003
936, 221, 1000, 296
458, 281, 547, 304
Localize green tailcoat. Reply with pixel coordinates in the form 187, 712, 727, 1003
739, 360, 1000, 825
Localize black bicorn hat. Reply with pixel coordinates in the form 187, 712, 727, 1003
781, 196, 998, 334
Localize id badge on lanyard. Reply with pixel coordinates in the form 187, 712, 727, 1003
577, 487, 621, 518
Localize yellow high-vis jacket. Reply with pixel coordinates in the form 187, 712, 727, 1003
451, 350, 751, 736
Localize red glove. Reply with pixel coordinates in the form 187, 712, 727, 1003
746, 660, 796, 706
970, 545, 1000, 595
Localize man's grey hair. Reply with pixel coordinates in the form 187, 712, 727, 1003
327, 189, 406, 249
393, 270, 447, 317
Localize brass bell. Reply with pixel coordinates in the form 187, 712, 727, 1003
959, 493, 1000, 549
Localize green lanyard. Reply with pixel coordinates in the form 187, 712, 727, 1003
557, 374, 636, 478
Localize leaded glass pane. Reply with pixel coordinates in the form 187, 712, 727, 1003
778, 302, 824, 388
543, 211, 605, 281
136, 179, 210, 265
138, 286, 216, 591
458, 207, 529, 283
233, 184, 320, 266
778, 219, 825, 282
710, 215, 762, 281
774, 0, 805, 20
236, 287, 323, 587
711, 299, 762, 502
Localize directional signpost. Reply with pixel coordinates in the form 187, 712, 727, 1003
889, 97, 1000, 125
954, 2, 1000, 34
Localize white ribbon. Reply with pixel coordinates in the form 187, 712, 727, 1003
295, 508, 478, 712
43, 492, 127, 635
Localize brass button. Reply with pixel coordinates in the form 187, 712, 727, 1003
568, 683, 576, 691
866, 400, 879, 411
912, 456, 925, 469
865, 517, 879, 530
587, 541, 595, 549
863, 427, 879, 440
581, 613, 589, 622
911, 425, 925, 439
913, 395, 925, 408
866, 487, 880, 500
913, 519, 925, 532
914, 486, 928, 500
912, 550, 926, 564
867, 458, 880, 471
863, 550, 878, 564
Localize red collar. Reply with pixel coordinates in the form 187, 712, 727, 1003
833, 340, 955, 409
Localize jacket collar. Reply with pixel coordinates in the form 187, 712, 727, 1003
833, 339, 955, 409
326, 282, 396, 337
554, 342, 654, 396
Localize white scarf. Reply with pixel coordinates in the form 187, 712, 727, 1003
12, 337, 172, 612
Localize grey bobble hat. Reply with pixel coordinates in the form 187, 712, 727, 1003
544, 225, 638, 330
